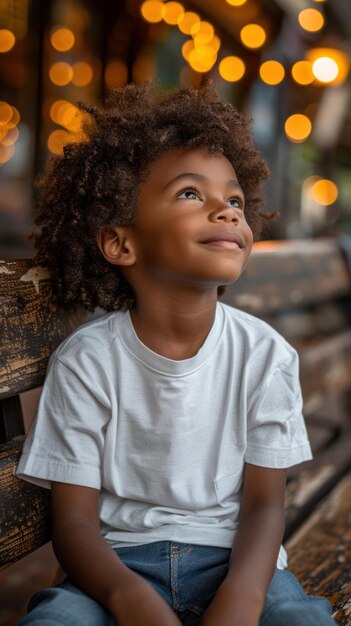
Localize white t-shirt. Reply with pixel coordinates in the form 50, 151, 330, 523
17, 302, 312, 569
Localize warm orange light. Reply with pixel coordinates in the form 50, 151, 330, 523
259, 60, 285, 85
0, 143, 15, 164
240, 24, 266, 49
0, 102, 13, 126
163, 2, 184, 25
0, 29, 15, 53
208, 35, 221, 53
51, 27, 75, 52
284, 114, 312, 142
192, 21, 214, 45
291, 60, 314, 85
50, 100, 70, 124
219, 56, 245, 81
105, 60, 128, 88
49, 62, 73, 86
188, 48, 216, 73
178, 12, 200, 34
182, 40, 194, 61
306, 48, 350, 85
309, 179, 338, 205
226, 0, 247, 5
1, 126, 19, 146
72, 62, 93, 86
298, 8, 324, 32
50, 101, 82, 131
47, 129, 72, 155
140, 0, 165, 23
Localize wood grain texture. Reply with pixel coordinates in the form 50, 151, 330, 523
0, 440, 51, 571
0, 259, 84, 399
286, 473, 351, 626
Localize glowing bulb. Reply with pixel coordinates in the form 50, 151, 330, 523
140, 1, 165, 23
312, 57, 338, 82
49, 62, 73, 86
259, 60, 285, 85
219, 56, 245, 82
0, 29, 15, 53
284, 114, 312, 143
240, 24, 266, 49
291, 61, 314, 85
51, 27, 75, 52
309, 179, 338, 205
298, 8, 324, 32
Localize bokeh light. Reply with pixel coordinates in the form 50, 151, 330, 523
191, 21, 214, 45
284, 114, 312, 142
291, 60, 314, 85
259, 60, 285, 85
163, 2, 184, 25
298, 8, 324, 32
240, 24, 266, 49
51, 28, 75, 52
0, 29, 16, 53
309, 179, 338, 205
72, 62, 93, 86
178, 12, 200, 35
0, 144, 15, 164
140, 0, 165, 23
47, 129, 72, 155
0, 102, 13, 126
219, 56, 245, 81
306, 48, 350, 85
225, 0, 247, 5
49, 62, 74, 86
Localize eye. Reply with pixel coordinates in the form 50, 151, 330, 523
177, 188, 201, 201
227, 197, 244, 210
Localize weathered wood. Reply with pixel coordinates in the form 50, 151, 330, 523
0, 440, 51, 571
0, 259, 84, 399
286, 472, 351, 626
223, 238, 350, 315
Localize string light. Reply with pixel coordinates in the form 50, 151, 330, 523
0, 29, 15, 53
178, 12, 200, 35
140, 1, 165, 23
51, 28, 75, 52
49, 62, 73, 86
284, 114, 312, 142
219, 56, 245, 81
291, 60, 314, 85
309, 179, 338, 205
259, 60, 285, 85
298, 8, 324, 32
163, 2, 184, 25
240, 24, 266, 49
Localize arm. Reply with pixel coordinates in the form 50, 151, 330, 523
51, 482, 182, 626
200, 463, 287, 626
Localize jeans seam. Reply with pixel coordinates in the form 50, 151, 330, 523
170, 543, 179, 610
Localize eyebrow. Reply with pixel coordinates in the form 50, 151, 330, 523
162, 172, 244, 195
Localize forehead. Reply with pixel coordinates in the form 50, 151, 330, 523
143, 146, 239, 187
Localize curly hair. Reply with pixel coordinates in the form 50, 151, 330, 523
33, 81, 270, 311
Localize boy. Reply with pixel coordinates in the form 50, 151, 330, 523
17, 82, 336, 625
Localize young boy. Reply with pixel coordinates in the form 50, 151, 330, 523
17, 82, 336, 626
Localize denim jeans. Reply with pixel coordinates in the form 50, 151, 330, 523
17, 541, 336, 626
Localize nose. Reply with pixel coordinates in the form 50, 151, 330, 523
209, 204, 240, 223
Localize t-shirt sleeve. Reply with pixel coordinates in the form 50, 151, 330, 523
245, 349, 312, 468
17, 352, 111, 490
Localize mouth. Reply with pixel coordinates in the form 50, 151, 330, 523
200, 231, 245, 250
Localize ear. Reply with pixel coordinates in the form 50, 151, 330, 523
96, 225, 137, 267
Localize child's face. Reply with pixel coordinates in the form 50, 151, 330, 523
126, 146, 253, 290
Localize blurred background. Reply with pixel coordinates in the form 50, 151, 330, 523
0, 0, 350, 258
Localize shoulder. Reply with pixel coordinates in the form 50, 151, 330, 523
218, 302, 298, 370
50, 309, 128, 366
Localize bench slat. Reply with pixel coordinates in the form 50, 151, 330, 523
0, 440, 51, 571
286, 472, 351, 626
0, 259, 84, 399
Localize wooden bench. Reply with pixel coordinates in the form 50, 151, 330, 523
1, 237, 351, 623
222, 236, 351, 625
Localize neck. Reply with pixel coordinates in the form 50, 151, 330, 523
129, 285, 219, 360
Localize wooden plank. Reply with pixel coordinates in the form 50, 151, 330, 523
0, 259, 85, 399
0, 440, 51, 571
286, 473, 351, 626
222, 239, 350, 315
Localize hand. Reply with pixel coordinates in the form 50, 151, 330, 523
111, 574, 183, 626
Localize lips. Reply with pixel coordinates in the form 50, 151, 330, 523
200, 230, 245, 249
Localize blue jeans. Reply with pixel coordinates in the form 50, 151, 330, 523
17, 541, 336, 625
